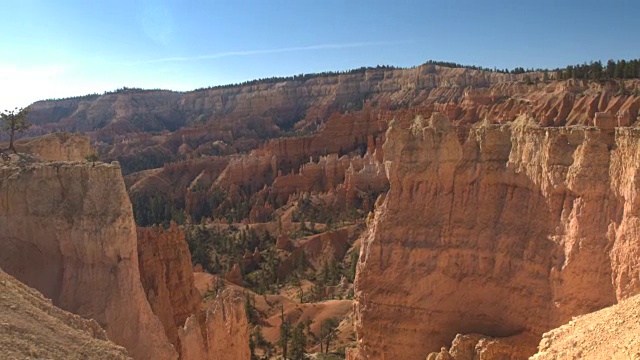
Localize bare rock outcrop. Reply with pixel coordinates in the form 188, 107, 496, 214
0, 267, 130, 359
179, 282, 252, 360
10, 132, 93, 161
0, 156, 177, 360
353, 113, 640, 359
426, 333, 538, 360
531, 294, 640, 359
137, 223, 253, 360
137, 224, 202, 353
22, 68, 640, 176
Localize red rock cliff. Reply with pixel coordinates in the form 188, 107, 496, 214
136, 223, 251, 360
353, 113, 640, 359
137, 224, 202, 355
0, 155, 177, 360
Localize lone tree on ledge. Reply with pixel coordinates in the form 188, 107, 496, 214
1, 107, 31, 153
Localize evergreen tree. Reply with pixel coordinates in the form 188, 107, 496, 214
289, 323, 307, 360
320, 318, 341, 354
606, 59, 617, 78
615, 60, 626, 79
624, 61, 636, 79
279, 306, 291, 359
590, 61, 603, 80
244, 293, 256, 324
1, 107, 31, 153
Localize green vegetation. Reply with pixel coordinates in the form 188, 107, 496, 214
279, 306, 291, 359
346, 248, 359, 283
131, 193, 185, 228
194, 65, 399, 92
1, 107, 31, 153
84, 153, 100, 162
289, 323, 308, 360
184, 224, 283, 291
250, 326, 273, 360
187, 185, 260, 225
319, 318, 341, 354
556, 59, 640, 80
244, 293, 258, 325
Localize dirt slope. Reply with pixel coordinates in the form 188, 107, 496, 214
0, 267, 130, 360
531, 294, 640, 360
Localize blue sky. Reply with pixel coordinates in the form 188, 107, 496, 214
1, 0, 639, 110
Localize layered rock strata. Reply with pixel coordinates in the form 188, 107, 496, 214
5, 132, 93, 161
0, 155, 176, 360
137, 223, 252, 360
353, 113, 640, 359
179, 283, 252, 360
22, 66, 640, 174
137, 224, 202, 353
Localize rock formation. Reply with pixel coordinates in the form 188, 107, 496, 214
353, 113, 640, 359
188, 276, 254, 360
531, 293, 640, 359
425, 333, 539, 360
10, 65, 640, 360
0, 267, 130, 359
137, 223, 252, 360
22, 66, 640, 174
137, 224, 202, 353
0, 155, 177, 360
8, 132, 93, 161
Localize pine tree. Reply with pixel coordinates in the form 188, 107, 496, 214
606, 59, 616, 78
320, 318, 341, 354
244, 293, 256, 324
615, 60, 626, 79
590, 61, 603, 80
624, 61, 635, 79
289, 323, 307, 360
279, 306, 291, 359
1, 107, 31, 154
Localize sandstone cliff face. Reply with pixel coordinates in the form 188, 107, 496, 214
0, 155, 176, 360
137, 224, 202, 354
178, 284, 251, 360
11, 132, 93, 161
0, 267, 130, 359
136, 223, 252, 360
23, 66, 640, 175
353, 114, 640, 359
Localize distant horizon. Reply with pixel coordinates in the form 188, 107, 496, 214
2, 0, 639, 110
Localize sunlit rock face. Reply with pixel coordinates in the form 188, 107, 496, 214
0, 157, 177, 360
23, 67, 640, 174
352, 113, 640, 359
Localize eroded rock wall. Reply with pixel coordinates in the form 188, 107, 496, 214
0, 267, 131, 360
137, 224, 202, 353
23, 67, 640, 174
353, 114, 640, 359
137, 223, 252, 360
10, 132, 93, 161
178, 287, 251, 360
0, 156, 177, 360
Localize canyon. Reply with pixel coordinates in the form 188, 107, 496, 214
2, 64, 640, 360
0, 149, 250, 359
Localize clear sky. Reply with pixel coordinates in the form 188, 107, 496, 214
1, 0, 639, 110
